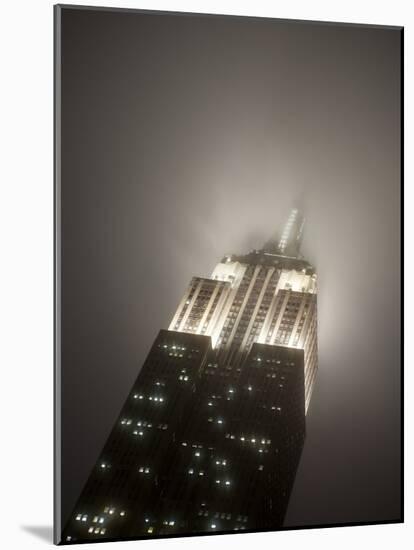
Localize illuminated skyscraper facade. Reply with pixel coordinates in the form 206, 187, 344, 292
62, 209, 317, 544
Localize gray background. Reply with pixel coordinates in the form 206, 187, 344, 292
59, 7, 401, 529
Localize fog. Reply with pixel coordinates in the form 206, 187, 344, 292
60, 7, 401, 528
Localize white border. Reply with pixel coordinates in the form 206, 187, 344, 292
0, 1, 408, 549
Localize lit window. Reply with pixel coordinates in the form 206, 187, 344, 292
188, 469, 194, 474
211, 524, 217, 529
75, 514, 81, 521
88, 527, 94, 533
147, 527, 154, 534
225, 480, 231, 486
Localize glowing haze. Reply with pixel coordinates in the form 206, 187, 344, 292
59, 7, 401, 529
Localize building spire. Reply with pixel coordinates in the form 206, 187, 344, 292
277, 206, 305, 257
262, 202, 305, 258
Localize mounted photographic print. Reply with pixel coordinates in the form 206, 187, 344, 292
54, 5, 403, 545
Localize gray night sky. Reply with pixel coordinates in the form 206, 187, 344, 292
59, 6, 401, 529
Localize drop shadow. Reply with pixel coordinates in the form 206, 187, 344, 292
21, 525, 54, 543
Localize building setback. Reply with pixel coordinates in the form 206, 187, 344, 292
62, 208, 317, 543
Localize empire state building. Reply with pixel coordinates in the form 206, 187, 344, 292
61, 208, 318, 544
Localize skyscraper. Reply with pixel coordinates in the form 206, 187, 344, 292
62, 208, 318, 543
